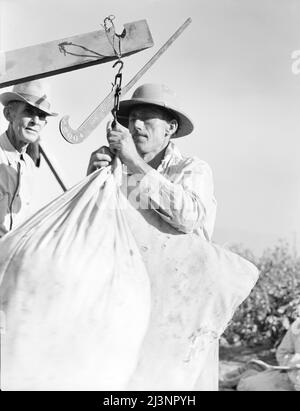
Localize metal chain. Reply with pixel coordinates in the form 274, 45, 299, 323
102, 15, 125, 126
102, 15, 124, 59
111, 60, 123, 126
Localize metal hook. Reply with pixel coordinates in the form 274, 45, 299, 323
112, 59, 124, 75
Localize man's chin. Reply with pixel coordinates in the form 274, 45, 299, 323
136, 141, 148, 153
23, 133, 40, 144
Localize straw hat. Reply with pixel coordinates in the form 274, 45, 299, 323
117, 83, 194, 138
0, 80, 58, 116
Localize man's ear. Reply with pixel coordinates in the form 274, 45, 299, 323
166, 119, 178, 137
3, 106, 13, 122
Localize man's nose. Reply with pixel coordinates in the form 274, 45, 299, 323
30, 115, 39, 124
132, 119, 144, 130
30, 114, 45, 126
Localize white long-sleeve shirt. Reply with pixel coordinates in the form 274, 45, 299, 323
0, 132, 36, 237
122, 142, 217, 241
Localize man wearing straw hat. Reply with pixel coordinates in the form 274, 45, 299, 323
88, 83, 217, 241
0, 80, 57, 238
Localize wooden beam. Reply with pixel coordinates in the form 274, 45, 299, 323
0, 20, 153, 88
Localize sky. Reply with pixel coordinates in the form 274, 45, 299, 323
0, 0, 300, 255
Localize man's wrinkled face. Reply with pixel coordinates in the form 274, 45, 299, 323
7, 102, 48, 145
128, 104, 177, 156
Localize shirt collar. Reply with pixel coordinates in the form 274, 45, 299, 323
157, 141, 183, 173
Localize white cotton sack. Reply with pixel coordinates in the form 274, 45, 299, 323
0, 161, 151, 391
122, 198, 259, 391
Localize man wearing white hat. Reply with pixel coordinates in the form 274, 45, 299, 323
88, 83, 217, 241
0, 80, 57, 237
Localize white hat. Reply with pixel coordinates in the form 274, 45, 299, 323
0, 80, 58, 116
117, 83, 194, 138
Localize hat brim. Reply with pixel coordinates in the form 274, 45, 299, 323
116, 98, 194, 138
0, 92, 58, 116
